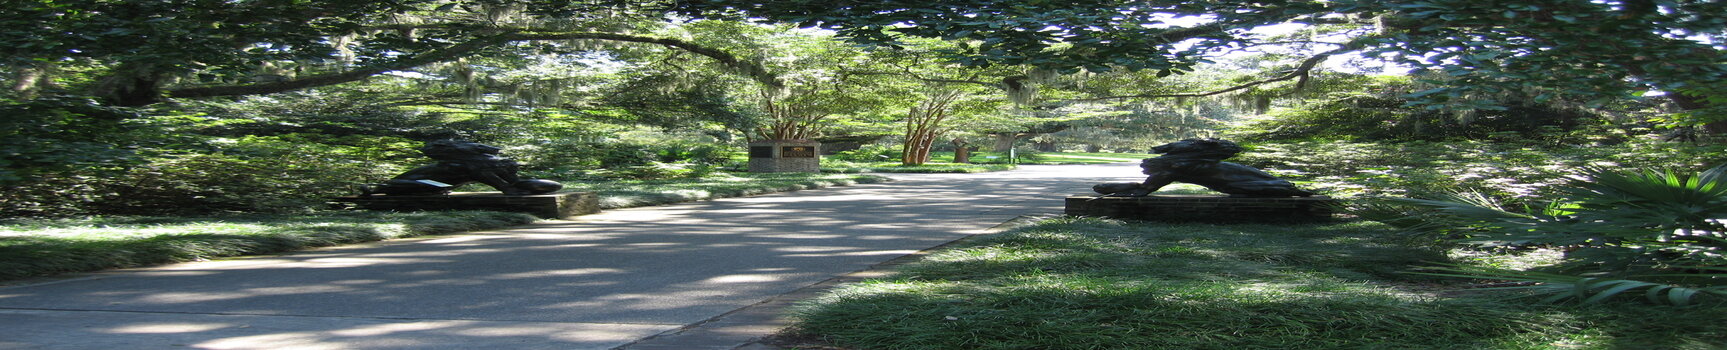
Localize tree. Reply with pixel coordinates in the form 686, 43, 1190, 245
1, 1, 782, 106
1046, 101, 1237, 152
667, 0, 1727, 134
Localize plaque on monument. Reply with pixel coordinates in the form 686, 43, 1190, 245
749, 146, 774, 158
781, 146, 816, 158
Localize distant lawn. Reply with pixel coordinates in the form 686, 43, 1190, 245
562, 172, 890, 208
1005, 151, 1147, 164
823, 161, 1016, 173
0, 172, 888, 282
815, 151, 1144, 172
930, 151, 1146, 165
782, 217, 1727, 349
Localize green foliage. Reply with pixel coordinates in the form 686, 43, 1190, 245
0, 96, 144, 184
1361, 165, 1727, 305
1015, 152, 1145, 165
1, 132, 410, 217
1230, 88, 1621, 143
96, 136, 405, 214
829, 144, 902, 162
821, 162, 1014, 174
590, 142, 659, 168
554, 141, 739, 174
789, 217, 1727, 349
584, 162, 714, 180
559, 172, 889, 209
669, 1, 1312, 74
1232, 140, 1727, 206
1416, 265, 1727, 307
671, 1, 1726, 126
651, 142, 738, 165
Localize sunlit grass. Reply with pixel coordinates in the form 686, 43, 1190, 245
561, 172, 889, 208
928, 151, 1147, 165
1018, 152, 1147, 164
786, 217, 1727, 349
821, 161, 1016, 173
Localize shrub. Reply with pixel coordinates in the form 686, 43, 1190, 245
93, 136, 402, 214
1231, 140, 1727, 207
0, 96, 144, 185
654, 142, 737, 165
829, 144, 901, 162
1357, 165, 1727, 305
1229, 94, 1618, 143
585, 162, 720, 180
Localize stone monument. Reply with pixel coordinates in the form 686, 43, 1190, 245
748, 140, 820, 173
1068, 138, 1333, 222
335, 140, 598, 219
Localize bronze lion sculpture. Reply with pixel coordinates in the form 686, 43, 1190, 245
1094, 138, 1312, 197
361, 140, 562, 196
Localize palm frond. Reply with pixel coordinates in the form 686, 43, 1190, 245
1416, 264, 1727, 306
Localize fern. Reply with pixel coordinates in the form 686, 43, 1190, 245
1365, 165, 1727, 305
1417, 264, 1727, 306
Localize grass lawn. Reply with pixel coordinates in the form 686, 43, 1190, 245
564, 172, 890, 208
782, 217, 1727, 349
924, 151, 1147, 165
1005, 151, 1147, 165
823, 161, 1017, 173
0, 172, 887, 282
818, 151, 1145, 173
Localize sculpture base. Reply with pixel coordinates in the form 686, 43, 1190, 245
332, 192, 600, 219
1065, 194, 1337, 222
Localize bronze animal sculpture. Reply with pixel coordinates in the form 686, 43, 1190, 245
1094, 138, 1312, 197
361, 140, 562, 196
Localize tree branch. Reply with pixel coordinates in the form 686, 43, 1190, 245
167, 31, 781, 99
505, 31, 783, 88
842, 71, 998, 88
168, 34, 516, 99
1060, 47, 1352, 102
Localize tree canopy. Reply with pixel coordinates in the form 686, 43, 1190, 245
671, 0, 1727, 130
11, 1, 1722, 118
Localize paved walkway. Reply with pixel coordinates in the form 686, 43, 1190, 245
0, 163, 1137, 350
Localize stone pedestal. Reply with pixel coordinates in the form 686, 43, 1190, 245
748, 140, 821, 173
333, 192, 600, 219
1065, 194, 1337, 222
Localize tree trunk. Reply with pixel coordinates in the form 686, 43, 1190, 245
1669, 93, 1727, 136
951, 139, 971, 163
901, 90, 961, 166
903, 130, 939, 165
10, 61, 53, 100
991, 133, 1021, 152
1034, 140, 1057, 152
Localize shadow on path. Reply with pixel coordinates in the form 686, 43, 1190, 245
0, 164, 1139, 349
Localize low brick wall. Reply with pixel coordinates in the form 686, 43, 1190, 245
1065, 194, 1337, 222
333, 192, 600, 219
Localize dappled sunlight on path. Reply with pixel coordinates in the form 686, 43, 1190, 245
0, 164, 1140, 349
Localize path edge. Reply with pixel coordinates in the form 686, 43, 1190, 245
613, 215, 1054, 350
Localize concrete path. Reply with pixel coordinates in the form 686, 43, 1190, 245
0, 163, 1137, 350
